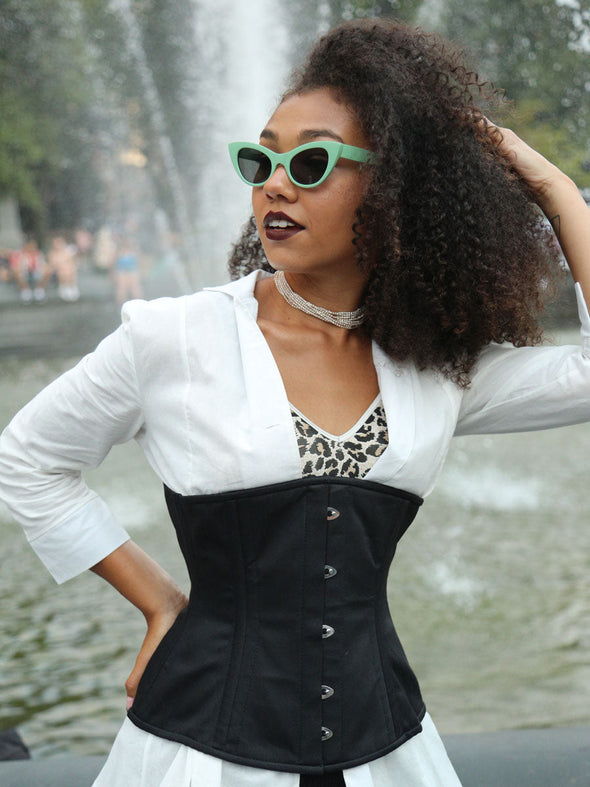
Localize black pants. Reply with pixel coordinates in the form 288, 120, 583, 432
299, 773, 345, 786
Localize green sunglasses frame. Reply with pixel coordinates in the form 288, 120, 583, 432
228, 140, 375, 188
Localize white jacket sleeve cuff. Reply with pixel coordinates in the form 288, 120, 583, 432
29, 496, 130, 584
574, 282, 590, 356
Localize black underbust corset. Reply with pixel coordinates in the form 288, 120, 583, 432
128, 477, 425, 776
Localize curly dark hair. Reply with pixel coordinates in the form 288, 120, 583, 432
228, 18, 561, 386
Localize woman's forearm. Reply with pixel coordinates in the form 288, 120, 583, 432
537, 173, 590, 303
488, 123, 590, 310
90, 540, 188, 623
91, 541, 188, 704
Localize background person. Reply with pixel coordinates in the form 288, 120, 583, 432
9, 239, 49, 304
113, 235, 143, 307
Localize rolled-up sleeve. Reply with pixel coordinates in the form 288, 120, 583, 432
456, 282, 590, 435
0, 309, 144, 582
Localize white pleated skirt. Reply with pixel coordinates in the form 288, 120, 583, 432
93, 713, 462, 787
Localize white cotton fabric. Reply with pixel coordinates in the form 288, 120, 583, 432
92, 713, 461, 787
1, 271, 590, 585
2, 270, 590, 786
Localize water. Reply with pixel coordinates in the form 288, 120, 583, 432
1, 335, 589, 757
109, 0, 199, 289
102, 0, 291, 290
190, 0, 290, 285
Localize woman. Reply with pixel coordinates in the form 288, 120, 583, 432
1, 18, 590, 787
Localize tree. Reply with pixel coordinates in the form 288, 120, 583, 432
81, 0, 199, 238
0, 0, 201, 255
0, 0, 106, 235
328, 0, 424, 22
279, 0, 424, 68
440, 0, 590, 186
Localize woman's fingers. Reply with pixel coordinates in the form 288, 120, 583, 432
124, 605, 187, 708
481, 117, 564, 202
124, 634, 158, 707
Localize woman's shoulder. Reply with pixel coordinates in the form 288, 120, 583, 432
119, 270, 267, 345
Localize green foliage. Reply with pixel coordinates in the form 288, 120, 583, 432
280, 0, 423, 69
0, 78, 49, 210
328, 0, 423, 22
337, 0, 590, 185
0, 0, 107, 233
439, 0, 590, 187
0, 0, 200, 237
510, 100, 590, 189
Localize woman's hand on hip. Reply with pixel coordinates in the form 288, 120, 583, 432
125, 594, 188, 709
90, 540, 188, 709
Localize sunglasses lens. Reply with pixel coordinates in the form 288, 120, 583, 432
237, 148, 272, 184
290, 148, 330, 185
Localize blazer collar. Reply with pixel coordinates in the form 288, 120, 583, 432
204, 269, 270, 319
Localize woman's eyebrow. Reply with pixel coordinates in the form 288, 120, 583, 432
259, 129, 277, 141
258, 128, 345, 143
299, 129, 344, 142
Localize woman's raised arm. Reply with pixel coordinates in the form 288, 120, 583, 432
491, 123, 590, 307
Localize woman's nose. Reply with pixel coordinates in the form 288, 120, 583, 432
263, 164, 297, 200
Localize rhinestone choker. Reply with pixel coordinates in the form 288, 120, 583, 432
274, 271, 365, 329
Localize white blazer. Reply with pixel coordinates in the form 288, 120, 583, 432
1, 269, 590, 583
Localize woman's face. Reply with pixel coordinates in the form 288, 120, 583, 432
251, 88, 370, 281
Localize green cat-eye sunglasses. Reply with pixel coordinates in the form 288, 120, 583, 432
228, 140, 375, 189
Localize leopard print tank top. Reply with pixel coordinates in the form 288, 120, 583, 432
291, 395, 389, 479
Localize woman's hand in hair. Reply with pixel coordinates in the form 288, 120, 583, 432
485, 118, 590, 301
484, 119, 575, 210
